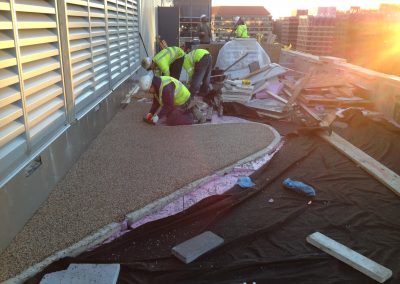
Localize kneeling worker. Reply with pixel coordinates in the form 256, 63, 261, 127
183, 48, 212, 98
139, 74, 204, 126
141, 46, 185, 79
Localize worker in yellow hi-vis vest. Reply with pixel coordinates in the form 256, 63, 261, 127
141, 46, 185, 79
233, 16, 249, 38
182, 48, 212, 98
139, 74, 205, 125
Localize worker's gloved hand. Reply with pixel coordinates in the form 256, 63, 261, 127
151, 114, 159, 124
143, 113, 154, 124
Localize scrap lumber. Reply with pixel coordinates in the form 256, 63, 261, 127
320, 132, 400, 197
240, 66, 270, 79
301, 105, 400, 197
285, 71, 313, 109
299, 95, 372, 108
304, 73, 348, 89
307, 232, 392, 283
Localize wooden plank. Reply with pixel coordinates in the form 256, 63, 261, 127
307, 232, 392, 283
266, 91, 288, 104
300, 105, 400, 196
320, 132, 400, 196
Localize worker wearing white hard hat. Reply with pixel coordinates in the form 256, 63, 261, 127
233, 16, 249, 38
197, 14, 211, 44
139, 74, 205, 125
141, 46, 185, 79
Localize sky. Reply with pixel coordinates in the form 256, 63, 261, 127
212, 0, 400, 18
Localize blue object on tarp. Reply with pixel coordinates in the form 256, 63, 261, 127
283, 178, 316, 197
237, 176, 255, 188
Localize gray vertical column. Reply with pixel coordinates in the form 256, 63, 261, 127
9, 0, 31, 151
56, 0, 76, 123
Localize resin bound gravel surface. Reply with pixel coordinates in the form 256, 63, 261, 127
0, 102, 278, 281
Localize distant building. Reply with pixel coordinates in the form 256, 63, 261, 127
276, 9, 308, 49
211, 6, 273, 41
296, 7, 336, 56
332, 5, 400, 76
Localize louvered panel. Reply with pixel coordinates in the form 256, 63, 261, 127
70, 38, 91, 52
18, 29, 58, 46
68, 15, 89, 28
0, 68, 19, 88
0, 10, 12, 29
66, 0, 88, 7
24, 71, 61, 96
67, 1, 96, 111
22, 57, 60, 80
13, 0, 67, 153
69, 28, 90, 40
0, 48, 17, 68
27, 96, 63, 128
15, 0, 55, 14
26, 84, 62, 112
0, 121, 25, 148
29, 109, 65, 145
74, 81, 93, 99
71, 49, 91, 64
72, 59, 92, 76
0, 87, 20, 108
0, 105, 23, 128
0, 32, 15, 49
16, 12, 57, 29
73, 69, 93, 86
0, 0, 10, 11
67, 3, 88, 17
20, 43, 58, 64
0, 0, 26, 158
126, 0, 139, 71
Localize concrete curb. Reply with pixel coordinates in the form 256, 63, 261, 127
4, 123, 280, 284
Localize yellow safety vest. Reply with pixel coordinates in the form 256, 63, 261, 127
235, 24, 249, 38
158, 76, 190, 106
183, 49, 210, 79
153, 47, 184, 76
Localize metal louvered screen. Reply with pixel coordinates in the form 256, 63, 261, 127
0, 0, 140, 184
0, 0, 66, 179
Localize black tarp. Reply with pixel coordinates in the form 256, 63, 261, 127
27, 110, 400, 284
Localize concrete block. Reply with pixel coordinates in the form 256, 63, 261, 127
66, 264, 120, 284
172, 231, 224, 264
40, 264, 120, 284
39, 270, 68, 284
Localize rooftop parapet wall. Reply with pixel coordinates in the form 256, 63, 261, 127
279, 49, 400, 120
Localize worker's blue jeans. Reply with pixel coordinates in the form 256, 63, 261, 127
166, 106, 194, 126
189, 54, 212, 97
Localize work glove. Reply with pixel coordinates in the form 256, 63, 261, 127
143, 113, 159, 125
143, 113, 153, 124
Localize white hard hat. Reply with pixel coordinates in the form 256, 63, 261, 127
141, 57, 152, 70
200, 14, 207, 20
234, 16, 240, 24
139, 74, 153, 92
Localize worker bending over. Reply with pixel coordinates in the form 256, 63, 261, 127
141, 46, 185, 79
139, 74, 204, 126
234, 16, 249, 38
183, 48, 212, 98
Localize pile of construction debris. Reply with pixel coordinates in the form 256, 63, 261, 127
218, 59, 374, 124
